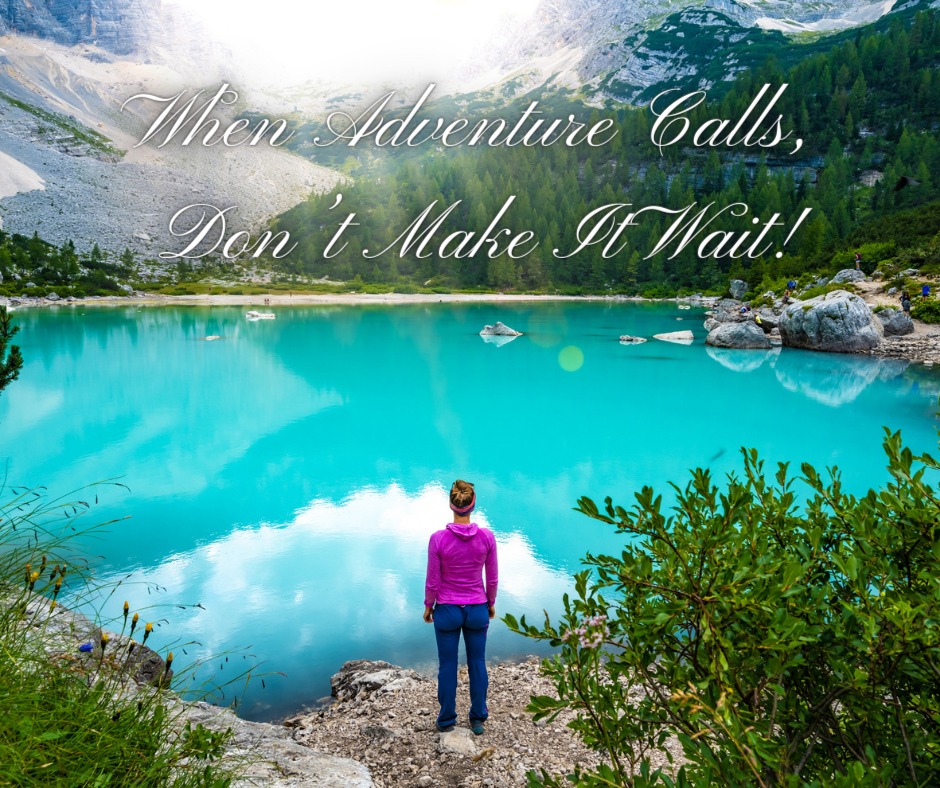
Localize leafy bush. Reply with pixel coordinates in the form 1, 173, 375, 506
911, 297, 940, 324
508, 427, 940, 786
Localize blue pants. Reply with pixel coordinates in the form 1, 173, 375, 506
433, 603, 489, 728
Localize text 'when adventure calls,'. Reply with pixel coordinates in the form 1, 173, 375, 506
122, 83, 812, 264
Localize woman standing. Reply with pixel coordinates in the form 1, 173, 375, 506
423, 480, 498, 735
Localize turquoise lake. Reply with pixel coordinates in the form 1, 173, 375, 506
1, 301, 938, 721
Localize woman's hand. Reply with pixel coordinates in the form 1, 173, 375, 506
488, 605, 496, 619
423, 606, 434, 623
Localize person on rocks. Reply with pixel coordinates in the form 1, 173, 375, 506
901, 291, 912, 314
783, 288, 791, 305
923, 283, 931, 299
424, 480, 498, 736
855, 252, 862, 270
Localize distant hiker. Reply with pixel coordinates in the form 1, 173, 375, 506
923, 284, 931, 299
424, 480, 497, 736
901, 291, 911, 314
854, 252, 862, 270
783, 289, 791, 305
787, 279, 796, 291
739, 304, 750, 315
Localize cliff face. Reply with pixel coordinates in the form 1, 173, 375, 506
0, 0, 208, 62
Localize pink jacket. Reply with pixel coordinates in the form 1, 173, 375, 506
424, 523, 498, 607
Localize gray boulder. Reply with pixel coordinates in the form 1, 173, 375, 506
26, 281, 36, 288
618, 335, 647, 344
778, 290, 883, 352
479, 321, 522, 337
706, 321, 772, 349
876, 307, 915, 337
831, 269, 866, 284
703, 317, 721, 332
46, 292, 60, 301
729, 279, 749, 299
756, 309, 779, 330
887, 287, 898, 295
331, 660, 427, 703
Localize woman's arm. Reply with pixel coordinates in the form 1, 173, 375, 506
424, 533, 441, 621
484, 531, 498, 614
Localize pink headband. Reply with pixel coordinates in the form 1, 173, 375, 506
450, 491, 476, 516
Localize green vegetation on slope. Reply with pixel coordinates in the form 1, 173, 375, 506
273, 7, 940, 296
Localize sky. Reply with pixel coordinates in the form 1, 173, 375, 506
167, 0, 542, 87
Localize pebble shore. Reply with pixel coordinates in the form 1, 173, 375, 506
288, 659, 682, 788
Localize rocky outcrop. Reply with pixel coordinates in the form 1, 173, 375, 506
778, 290, 883, 352
831, 269, 867, 285
480, 321, 522, 337
706, 321, 772, 349
178, 701, 373, 788
729, 279, 749, 299
875, 307, 915, 337
331, 660, 425, 703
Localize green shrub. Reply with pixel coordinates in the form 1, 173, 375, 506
911, 297, 940, 324
799, 281, 856, 300
508, 426, 940, 786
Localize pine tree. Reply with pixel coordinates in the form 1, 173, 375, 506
0, 307, 23, 395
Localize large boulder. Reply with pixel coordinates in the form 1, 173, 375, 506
729, 279, 749, 299
831, 268, 866, 284
706, 321, 772, 349
479, 321, 522, 337
876, 307, 915, 337
756, 309, 779, 330
778, 290, 883, 352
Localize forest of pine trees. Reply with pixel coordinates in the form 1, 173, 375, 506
273, 8, 940, 294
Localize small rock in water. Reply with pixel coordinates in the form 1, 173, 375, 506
479, 321, 522, 337
653, 330, 695, 345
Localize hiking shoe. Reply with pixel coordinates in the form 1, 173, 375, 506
437, 724, 455, 733
471, 720, 485, 736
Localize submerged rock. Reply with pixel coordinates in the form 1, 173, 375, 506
479, 321, 522, 337
618, 335, 647, 344
653, 330, 694, 345
705, 321, 772, 349
778, 290, 883, 352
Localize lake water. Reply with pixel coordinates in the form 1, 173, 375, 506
1, 302, 938, 720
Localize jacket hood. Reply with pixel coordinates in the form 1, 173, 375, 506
446, 522, 479, 540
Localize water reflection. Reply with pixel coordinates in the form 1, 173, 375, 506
775, 353, 910, 407
92, 482, 571, 720
706, 346, 780, 373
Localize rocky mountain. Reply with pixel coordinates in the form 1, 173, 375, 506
0, 0, 215, 64
0, 34, 339, 257
468, 0, 903, 103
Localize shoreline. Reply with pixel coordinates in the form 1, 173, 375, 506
4, 289, 938, 366
3, 291, 648, 309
